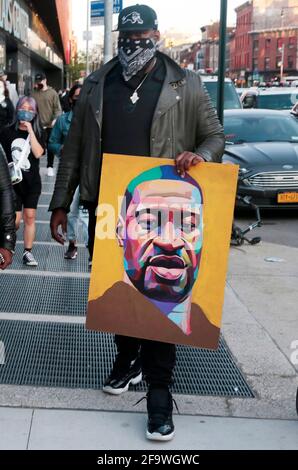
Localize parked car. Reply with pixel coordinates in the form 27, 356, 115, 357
201, 75, 242, 110
223, 109, 298, 208
284, 76, 298, 87
241, 87, 298, 110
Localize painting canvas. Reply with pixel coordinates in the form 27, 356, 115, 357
86, 154, 238, 349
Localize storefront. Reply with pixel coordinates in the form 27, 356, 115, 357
0, 0, 65, 95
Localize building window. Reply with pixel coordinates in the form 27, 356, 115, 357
253, 39, 259, 51
253, 58, 258, 70
265, 38, 271, 49
264, 57, 270, 70
288, 37, 296, 49
277, 38, 283, 50
288, 56, 294, 69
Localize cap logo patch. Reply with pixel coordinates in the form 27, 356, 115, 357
122, 11, 144, 25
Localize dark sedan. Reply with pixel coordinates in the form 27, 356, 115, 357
223, 109, 298, 208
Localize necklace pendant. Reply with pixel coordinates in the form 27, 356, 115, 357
130, 91, 139, 104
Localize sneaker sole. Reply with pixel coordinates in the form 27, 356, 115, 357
102, 372, 142, 395
64, 254, 78, 260
23, 262, 38, 267
146, 430, 175, 442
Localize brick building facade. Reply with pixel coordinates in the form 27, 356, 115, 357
230, 0, 298, 83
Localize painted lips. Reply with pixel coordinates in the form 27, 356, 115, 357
149, 255, 186, 281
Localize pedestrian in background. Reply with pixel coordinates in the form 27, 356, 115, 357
0, 78, 14, 131
59, 88, 71, 113
0, 97, 45, 266
0, 70, 19, 108
32, 72, 62, 177
0, 146, 16, 270
49, 84, 89, 260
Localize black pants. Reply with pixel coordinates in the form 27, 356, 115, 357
45, 128, 55, 168
88, 204, 176, 387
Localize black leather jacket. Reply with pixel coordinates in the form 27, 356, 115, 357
50, 52, 225, 211
0, 146, 16, 252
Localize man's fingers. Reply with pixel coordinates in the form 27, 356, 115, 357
184, 157, 193, 171
51, 230, 65, 245
50, 209, 67, 245
61, 218, 67, 235
0, 259, 10, 270
0, 250, 12, 270
50, 222, 65, 245
175, 155, 184, 175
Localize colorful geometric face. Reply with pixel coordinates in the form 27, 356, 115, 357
119, 177, 203, 305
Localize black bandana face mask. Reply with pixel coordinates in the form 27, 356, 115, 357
118, 37, 157, 81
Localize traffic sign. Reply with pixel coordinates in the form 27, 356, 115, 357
91, 0, 122, 26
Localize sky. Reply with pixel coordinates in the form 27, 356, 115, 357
72, 0, 243, 51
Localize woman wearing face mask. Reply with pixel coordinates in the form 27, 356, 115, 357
0, 96, 45, 266
49, 84, 89, 261
0, 78, 15, 131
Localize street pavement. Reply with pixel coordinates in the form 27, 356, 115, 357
0, 165, 297, 450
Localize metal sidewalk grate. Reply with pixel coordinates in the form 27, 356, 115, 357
38, 193, 52, 206
36, 206, 50, 221
0, 320, 254, 397
0, 276, 89, 316
41, 182, 55, 192
17, 222, 85, 244
45, 245, 89, 272
7, 244, 49, 270
7, 245, 89, 272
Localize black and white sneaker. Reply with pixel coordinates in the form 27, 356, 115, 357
146, 386, 175, 441
64, 243, 78, 260
103, 357, 142, 395
23, 251, 38, 267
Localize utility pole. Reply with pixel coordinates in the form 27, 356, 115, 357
104, 0, 113, 64
280, 8, 285, 82
86, 0, 90, 76
217, 0, 227, 125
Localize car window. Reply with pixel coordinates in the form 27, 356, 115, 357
203, 82, 242, 110
224, 115, 298, 143
258, 92, 298, 110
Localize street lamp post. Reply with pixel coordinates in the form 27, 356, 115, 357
104, 0, 113, 64
86, 0, 90, 76
217, 0, 228, 125
280, 9, 285, 82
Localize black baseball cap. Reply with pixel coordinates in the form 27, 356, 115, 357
115, 4, 158, 32
35, 72, 46, 82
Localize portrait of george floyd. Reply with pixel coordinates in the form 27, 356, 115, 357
86, 154, 238, 349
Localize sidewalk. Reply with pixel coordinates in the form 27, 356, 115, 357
1, 407, 297, 450
0, 165, 297, 450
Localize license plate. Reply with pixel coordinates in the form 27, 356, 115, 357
277, 192, 298, 203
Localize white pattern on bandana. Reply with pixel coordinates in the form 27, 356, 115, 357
118, 38, 157, 81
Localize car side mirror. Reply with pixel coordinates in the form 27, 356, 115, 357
243, 97, 254, 109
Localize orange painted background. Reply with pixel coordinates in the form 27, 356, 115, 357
88, 154, 238, 328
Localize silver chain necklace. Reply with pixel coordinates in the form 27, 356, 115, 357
129, 58, 157, 105
130, 73, 149, 104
